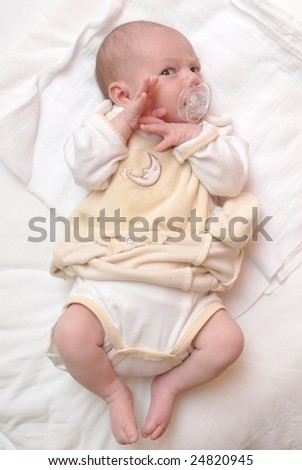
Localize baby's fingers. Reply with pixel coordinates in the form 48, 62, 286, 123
135, 77, 158, 100
130, 91, 148, 116
150, 108, 167, 119
139, 115, 162, 125
154, 136, 174, 152
140, 121, 168, 135
134, 78, 150, 98
147, 76, 159, 98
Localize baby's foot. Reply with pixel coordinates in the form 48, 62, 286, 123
141, 374, 177, 440
104, 379, 138, 445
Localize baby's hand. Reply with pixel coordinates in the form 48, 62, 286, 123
122, 77, 166, 127
139, 116, 201, 152
112, 77, 165, 142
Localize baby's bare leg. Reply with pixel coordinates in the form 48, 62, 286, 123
142, 309, 244, 440
54, 303, 138, 445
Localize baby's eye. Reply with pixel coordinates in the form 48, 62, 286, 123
161, 68, 175, 76
190, 66, 201, 74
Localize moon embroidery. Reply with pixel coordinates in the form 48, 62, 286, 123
120, 153, 162, 187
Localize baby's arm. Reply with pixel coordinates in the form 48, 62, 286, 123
64, 102, 128, 190
140, 115, 249, 197
174, 119, 249, 197
65, 79, 165, 190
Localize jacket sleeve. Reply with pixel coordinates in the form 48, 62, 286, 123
64, 100, 128, 190
173, 114, 249, 197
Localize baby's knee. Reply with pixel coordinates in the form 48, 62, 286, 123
214, 318, 244, 372
54, 304, 103, 359
196, 309, 244, 370
223, 322, 244, 365
53, 312, 77, 360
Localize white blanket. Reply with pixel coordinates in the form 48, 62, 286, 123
0, 0, 302, 450
1, 0, 301, 315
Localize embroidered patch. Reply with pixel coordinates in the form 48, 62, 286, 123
120, 153, 161, 187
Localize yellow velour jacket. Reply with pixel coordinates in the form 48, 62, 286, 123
51, 102, 259, 292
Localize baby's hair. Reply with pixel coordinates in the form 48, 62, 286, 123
95, 20, 178, 97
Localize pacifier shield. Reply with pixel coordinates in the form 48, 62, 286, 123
177, 83, 211, 124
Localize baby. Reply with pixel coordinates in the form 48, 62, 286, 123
50, 21, 258, 445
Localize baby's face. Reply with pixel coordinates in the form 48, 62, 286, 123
127, 28, 203, 122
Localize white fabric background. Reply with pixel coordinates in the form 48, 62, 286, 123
0, 0, 301, 451
1, 0, 301, 316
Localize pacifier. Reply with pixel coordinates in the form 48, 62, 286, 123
177, 83, 211, 124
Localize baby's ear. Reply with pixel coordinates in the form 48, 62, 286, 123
108, 81, 131, 106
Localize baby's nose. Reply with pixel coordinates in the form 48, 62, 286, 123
182, 69, 201, 86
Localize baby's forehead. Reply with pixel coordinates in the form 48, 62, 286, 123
108, 23, 199, 76
137, 29, 197, 60
132, 26, 194, 49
